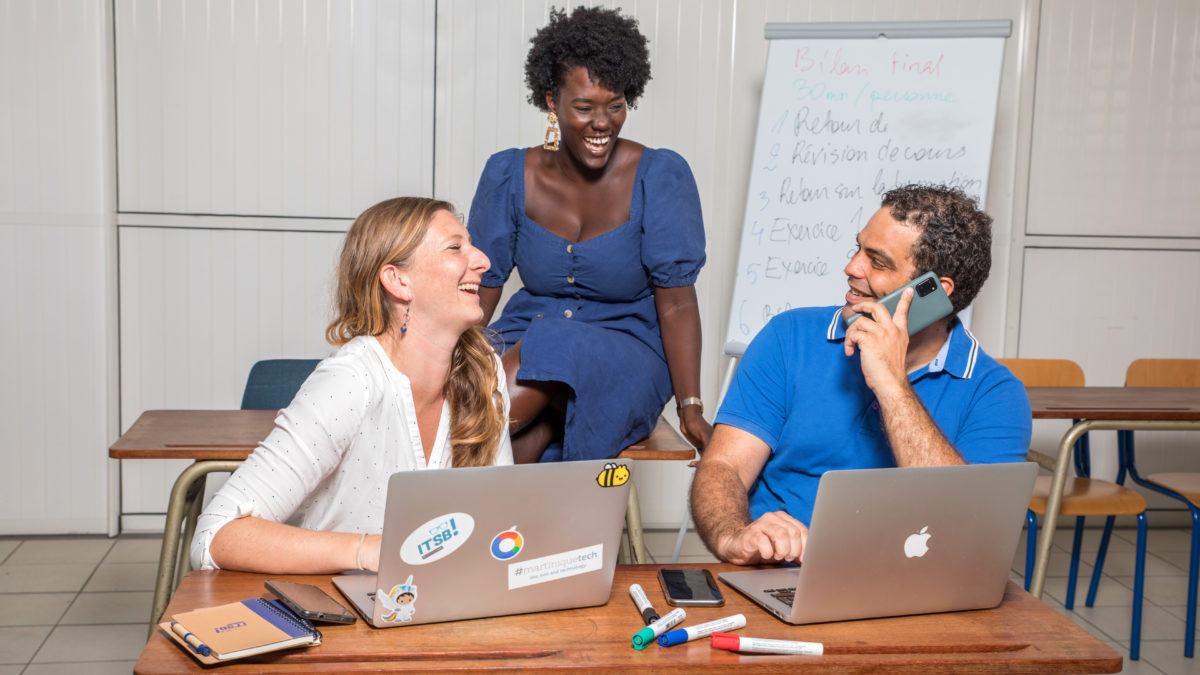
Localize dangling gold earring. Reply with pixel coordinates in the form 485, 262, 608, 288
543, 111, 560, 151
400, 305, 410, 335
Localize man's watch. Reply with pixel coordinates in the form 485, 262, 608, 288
676, 397, 704, 415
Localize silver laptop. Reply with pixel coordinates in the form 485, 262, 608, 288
332, 459, 632, 627
719, 462, 1037, 624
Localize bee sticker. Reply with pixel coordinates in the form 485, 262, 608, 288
596, 462, 630, 488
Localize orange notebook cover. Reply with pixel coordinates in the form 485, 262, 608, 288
161, 597, 321, 664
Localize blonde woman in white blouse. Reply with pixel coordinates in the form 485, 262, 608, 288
191, 197, 513, 573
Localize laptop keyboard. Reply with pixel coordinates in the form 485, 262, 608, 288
765, 586, 796, 606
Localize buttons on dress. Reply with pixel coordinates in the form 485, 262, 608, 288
566, 244, 574, 254
564, 309, 573, 318
567, 275, 575, 284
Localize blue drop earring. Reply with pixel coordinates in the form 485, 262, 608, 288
400, 306, 410, 334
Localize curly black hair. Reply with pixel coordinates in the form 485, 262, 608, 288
881, 185, 993, 315
524, 6, 652, 111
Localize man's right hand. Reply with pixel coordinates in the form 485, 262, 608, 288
716, 511, 809, 565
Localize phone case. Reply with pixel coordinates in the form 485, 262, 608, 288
265, 580, 357, 624
845, 270, 952, 336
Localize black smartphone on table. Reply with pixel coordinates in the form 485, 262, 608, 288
657, 568, 724, 607
265, 579, 357, 624
844, 270, 953, 336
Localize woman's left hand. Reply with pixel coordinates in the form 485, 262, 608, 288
679, 406, 713, 453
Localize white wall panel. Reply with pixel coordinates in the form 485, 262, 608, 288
0, 224, 110, 533
1019, 247, 1200, 510
1027, 0, 1200, 237
115, 0, 436, 219
118, 226, 342, 515
0, 1, 109, 217
0, 1, 114, 534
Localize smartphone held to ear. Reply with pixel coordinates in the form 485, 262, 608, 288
657, 568, 724, 607
845, 270, 952, 336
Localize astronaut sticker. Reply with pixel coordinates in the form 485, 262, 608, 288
596, 462, 630, 488
378, 575, 418, 623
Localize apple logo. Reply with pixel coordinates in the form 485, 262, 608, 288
904, 526, 932, 558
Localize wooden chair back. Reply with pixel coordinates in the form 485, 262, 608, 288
997, 358, 1085, 388
1125, 358, 1200, 387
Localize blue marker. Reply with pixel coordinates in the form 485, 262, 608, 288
658, 613, 746, 647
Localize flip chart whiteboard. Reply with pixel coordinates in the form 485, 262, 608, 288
724, 21, 1009, 351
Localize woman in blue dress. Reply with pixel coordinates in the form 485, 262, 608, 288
468, 6, 711, 463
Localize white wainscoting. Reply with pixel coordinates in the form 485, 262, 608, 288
0, 1, 114, 534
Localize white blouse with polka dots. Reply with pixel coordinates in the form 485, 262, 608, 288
190, 335, 513, 570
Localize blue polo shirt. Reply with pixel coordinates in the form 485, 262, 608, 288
715, 306, 1031, 526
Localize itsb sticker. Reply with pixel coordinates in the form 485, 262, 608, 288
399, 512, 474, 565
596, 462, 630, 488
490, 527, 523, 561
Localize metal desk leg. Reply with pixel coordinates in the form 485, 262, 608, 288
149, 460, 243, 637
175, 473, 208, 582
1030, 420, 1092, 599
1030, 419, 1200, 600
625, 482, 646, 564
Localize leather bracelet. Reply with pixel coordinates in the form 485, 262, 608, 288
355, 532, 367, 571
676, 397, 703, 414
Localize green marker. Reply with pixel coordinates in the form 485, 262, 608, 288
631, 607, 685, 650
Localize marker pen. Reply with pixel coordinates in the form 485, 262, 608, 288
170, 621, 211, 656
631, 607, 685, 650
711, 632, 823, 656
657, 613, 746, 647
628, 583, 659, 624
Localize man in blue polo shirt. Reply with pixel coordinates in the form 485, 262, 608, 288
691, 184, 1031, 565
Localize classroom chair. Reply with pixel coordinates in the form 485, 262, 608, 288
1119, 358, 1200, 657
239, 359, 322, 410
998, 358, 1147, 660
617, 417, 696, 564
173, 359, 321, 584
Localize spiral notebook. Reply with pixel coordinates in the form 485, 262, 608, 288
159, 597, 322, 664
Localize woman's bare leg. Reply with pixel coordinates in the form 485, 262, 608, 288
503, 341, 567, 463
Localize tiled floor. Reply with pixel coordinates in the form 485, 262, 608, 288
0, 527, 1195, 673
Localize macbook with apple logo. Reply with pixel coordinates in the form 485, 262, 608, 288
718, 462, 1037, 624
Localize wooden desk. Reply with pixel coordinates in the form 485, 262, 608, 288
111, 410, 693, 633
1025, 387, 1200, 598
110, 409, 275, 634
135, 564, 1120, 673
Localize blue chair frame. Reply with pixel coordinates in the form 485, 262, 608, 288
1121, 428, 1199, 658
1023, 426, 1147, 661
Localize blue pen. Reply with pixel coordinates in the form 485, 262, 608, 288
171, 621, 211, 656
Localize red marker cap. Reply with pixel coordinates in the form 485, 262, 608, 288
710, 632, 741, 651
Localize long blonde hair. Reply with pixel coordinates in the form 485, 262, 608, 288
326, 197, 506, 467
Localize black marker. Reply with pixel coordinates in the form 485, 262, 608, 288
628, 583, 659, 624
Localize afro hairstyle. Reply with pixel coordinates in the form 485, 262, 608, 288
524, 5, 652, 111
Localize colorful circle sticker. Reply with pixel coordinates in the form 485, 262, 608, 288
490, 528, 523, 561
